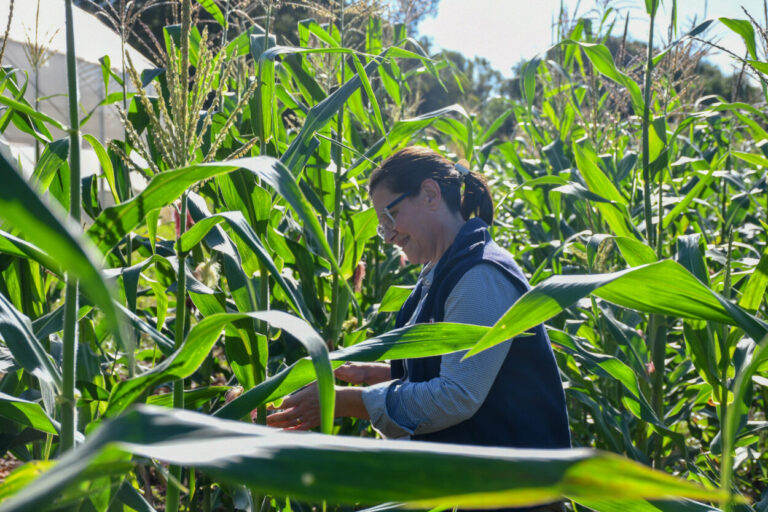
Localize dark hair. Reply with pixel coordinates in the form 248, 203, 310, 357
368, 146, 494, 224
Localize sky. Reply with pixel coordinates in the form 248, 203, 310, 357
417, 0, 768, 77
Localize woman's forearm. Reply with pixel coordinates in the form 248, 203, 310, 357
364, 363, 392, 385
336, 387, 370, 420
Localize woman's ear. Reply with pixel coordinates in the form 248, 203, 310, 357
420, 179, 442, 210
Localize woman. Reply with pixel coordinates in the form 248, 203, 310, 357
267, 146, 570, 451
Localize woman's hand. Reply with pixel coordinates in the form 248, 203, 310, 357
264, 385, 369, 431
265, 383, 321, 431
334, 362, 391, 385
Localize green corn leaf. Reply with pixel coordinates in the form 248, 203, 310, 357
0, 231, 56, 271
0, 153, 128, 358
0, 94, 63, 134
719, 18, 757, 60
0, 391, 58, 435
146, 386, 229, 408
216, 322, 490, 420
298, 18, 341, 47
520, 58, 540, 111
0, 406, 730, 512
662, 169, 717, 229
378, 285, 414, 313
586, 234, 657, 268
738, 247, 768, 313
105, 311, 334, 432
82, 134, 119, 204
0, 293, 62, 392
479, 109, 514, 145
351, 54, 385, 136
194, 0, 227, 27
88, 158, 340, 291
548, 330, 678, 440
732, 151, 768, 168
346, 105, 469, 180
675, 234, 709, 286
748, 59, 768, 74
31, 139, 68, 194
281, 53, 383, 171
179, 209, 309, 319
563, 41, 645, 115
467, 260, 768, 358
573, 143, 635, 239
575, 498, 721, 512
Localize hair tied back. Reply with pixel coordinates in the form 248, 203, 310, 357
454, 159, 471, 179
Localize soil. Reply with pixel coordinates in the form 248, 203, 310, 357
0, 453, 23, 481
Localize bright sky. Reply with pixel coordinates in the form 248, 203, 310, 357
417, 0, 768, 77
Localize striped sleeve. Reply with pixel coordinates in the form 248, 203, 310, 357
361, 263, 521, 437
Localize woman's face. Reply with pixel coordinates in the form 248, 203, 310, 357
371, 183, 436, 265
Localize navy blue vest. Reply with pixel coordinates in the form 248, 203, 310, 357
391, 218, 571, 449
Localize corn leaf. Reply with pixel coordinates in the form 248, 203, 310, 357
0, 405, 729, 512
467, 260, 768, 357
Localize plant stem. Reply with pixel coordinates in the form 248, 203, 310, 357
166, 194, 188, 512
60, 0, 82, 455
642, 2, 656, 247
328, 0, 346, 349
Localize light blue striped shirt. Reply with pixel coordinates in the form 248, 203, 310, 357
361, 263, 521, 438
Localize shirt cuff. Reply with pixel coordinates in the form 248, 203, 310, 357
361, 380, 414, 439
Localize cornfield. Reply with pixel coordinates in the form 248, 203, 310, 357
0, 0, 766, 511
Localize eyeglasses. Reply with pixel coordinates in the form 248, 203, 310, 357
376, 189, 416, 241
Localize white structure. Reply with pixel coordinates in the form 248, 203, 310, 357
0, 0, 154, 178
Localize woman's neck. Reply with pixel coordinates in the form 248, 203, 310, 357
428, 213, 466, 266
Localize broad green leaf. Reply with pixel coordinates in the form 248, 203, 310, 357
351, 53, 385, 135
298, 18, 341, 48
82, 134, 119, 204
146, 386, 228, 408
587, 234, 657, 268
645, 0, 659, 16
732, 151, 768, 168
346, 105, 469, 180
0, 94, 64, 133
281, 53, 383, 171
105, 311, 334, 430
194, 0, 227, 27
379, 285, 413, 313
719, 18, 757, 60
521, 58, 540, 111
564, 41, 644, 115
216, 322, 490, 420
0, 406, 729, 512
739, 247, 768, 313
31, 139, 68, 194
662, 169, 717, 229
0, 392, 58, 435
0, 294, 61, 391
88, 157, 343, 292
548, 330, 677, 439
180, 209, 309, 319
748, 59, 768, 74
576, 498, 721, 512
0, 230, 55, 271
675, 234, 709, 286
0, 154, 128, 357
573, 143, 635, 239
467, 260, 768, 357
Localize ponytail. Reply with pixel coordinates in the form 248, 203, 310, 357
461, 171, 494, 225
